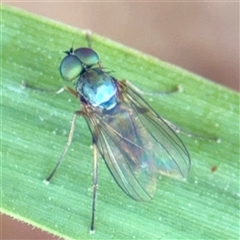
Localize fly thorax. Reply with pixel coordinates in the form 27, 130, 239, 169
76, 68, 117, 110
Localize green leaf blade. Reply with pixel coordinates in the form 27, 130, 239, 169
2, 5, 239, 239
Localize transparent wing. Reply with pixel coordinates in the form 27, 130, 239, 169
125, 81, 191, 178
83, 80, 190, 201
84, 106, 158, 201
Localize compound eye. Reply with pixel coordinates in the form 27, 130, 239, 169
74, 48, 99, 67
59, 55, 83, 81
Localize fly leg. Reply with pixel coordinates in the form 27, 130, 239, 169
56, 85, 79, 98
21, 80, 58, 93
90, 143, 98, 234
121, 80, 220, 143
22, 80, 79, 98
163, 118, 220, 143
23, 83, 82, 181
125, 79, 181, 95
44, 110, 83, 184
84, 29, 93, 48
84, 30, 103, 69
